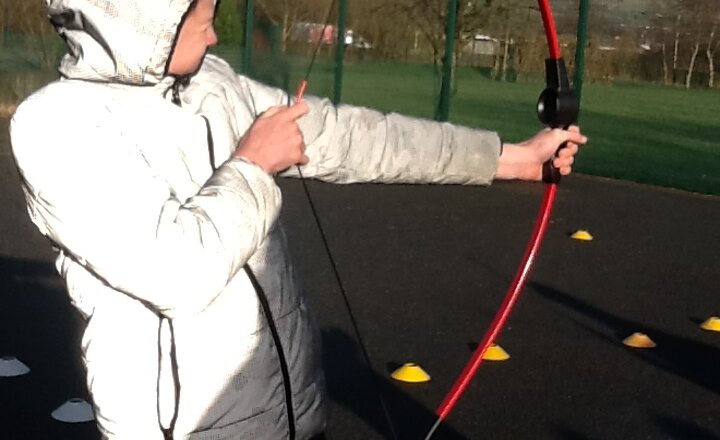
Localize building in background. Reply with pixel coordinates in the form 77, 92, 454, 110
291, 22, 371, 49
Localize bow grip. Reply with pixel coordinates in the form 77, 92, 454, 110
537, 58, 579, 183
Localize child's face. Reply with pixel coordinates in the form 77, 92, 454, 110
167, 0, 218, 76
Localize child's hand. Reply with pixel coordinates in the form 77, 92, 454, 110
496, 126, 587, 181
234, 101, 309, 174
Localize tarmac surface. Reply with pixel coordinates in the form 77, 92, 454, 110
1, 117, 719, 439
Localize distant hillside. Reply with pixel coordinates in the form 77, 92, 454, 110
553, 0, 662, 25
548, 0, 668, 37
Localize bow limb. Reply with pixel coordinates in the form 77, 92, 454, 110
423, 1, 578, 439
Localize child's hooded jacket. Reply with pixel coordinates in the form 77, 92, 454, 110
10, 0, 501, 438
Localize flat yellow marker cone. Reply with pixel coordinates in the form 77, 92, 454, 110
700, 316, 720, 332
482, 344, 510, 361
391, 363, 431, 383
623, 332, 656, 348
571, 230, 593, 241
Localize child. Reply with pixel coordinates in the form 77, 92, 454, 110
10, 0, 586, 438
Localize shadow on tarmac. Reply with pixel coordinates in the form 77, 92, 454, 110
654, 413, 720, 440
532, 282, 720, 396
0, 255, 100, 440
0, 254, 465, 440
550, 424, 601, 440
532, 281, 720, 439
322, 328, 469, 440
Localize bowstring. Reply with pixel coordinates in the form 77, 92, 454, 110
290, 1, 400, 439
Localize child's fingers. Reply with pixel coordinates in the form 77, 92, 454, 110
259, 106, 283, 119
563, 130, 587, 146
558, 142, 579, 157
281, 101, 309, 121
553, 155, 575, 169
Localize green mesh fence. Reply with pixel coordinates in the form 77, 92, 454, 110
1, 0, 718, 194
0, 32, 63, 117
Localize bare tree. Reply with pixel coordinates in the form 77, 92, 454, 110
672, 15, 684, 84
676, 0, 717, 88
374, 0, 500, 66
386, 0, 446, 65
227, 0, 720, 88
481, 0, 532, 81
256, 0, 323, 52
685, 38, 701, 88
648, 1, 680, 85
338, 0, 417, 61
706, 22, 718, 88
651, 10, 685, 85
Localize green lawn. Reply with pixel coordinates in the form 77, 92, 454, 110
289, 59, 720, 196
4, 45, 719, 196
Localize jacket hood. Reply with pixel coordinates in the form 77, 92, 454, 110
46, 0, 195, 85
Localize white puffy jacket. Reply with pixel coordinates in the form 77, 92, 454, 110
10, 1, 502, 439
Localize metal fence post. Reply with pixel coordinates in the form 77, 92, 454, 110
573, 0, 590, 115
436, 0, 458, 122
242, 0, 254, 75
2, 1, 9, 46
333, 0, 348, 105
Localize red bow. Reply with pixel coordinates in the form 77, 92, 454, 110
423, 1, 579, 438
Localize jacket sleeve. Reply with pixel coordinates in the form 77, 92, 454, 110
284, 95, 503, 185
194, 58, 501, 185
10, 92, 281, 318
190, 55, 501, 185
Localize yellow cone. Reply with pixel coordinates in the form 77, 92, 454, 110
623, 332, 656, 348
391, 363, 431, 383
571, 230, 593, 241
700, 316, 720, 332
482, 344, 510, 361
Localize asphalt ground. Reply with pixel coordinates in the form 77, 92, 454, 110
1, 117, 719, 439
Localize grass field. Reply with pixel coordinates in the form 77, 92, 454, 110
288, 59, 720, 196
3, 48, 719, 196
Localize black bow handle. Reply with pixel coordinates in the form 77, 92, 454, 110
537, 58, 579, 183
